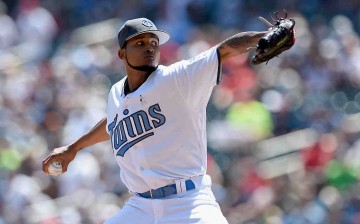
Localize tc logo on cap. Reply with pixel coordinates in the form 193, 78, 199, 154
142, 19, 154, 28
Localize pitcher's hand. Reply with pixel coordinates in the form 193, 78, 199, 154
42, 145, 77, 175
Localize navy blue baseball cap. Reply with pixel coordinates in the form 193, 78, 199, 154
117, 18, 170, 48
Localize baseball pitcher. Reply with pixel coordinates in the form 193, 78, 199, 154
43, 17, 295, 223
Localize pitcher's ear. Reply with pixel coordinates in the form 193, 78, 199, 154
118, 49, 125, 59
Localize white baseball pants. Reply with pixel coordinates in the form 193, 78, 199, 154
104, 175, 229, 224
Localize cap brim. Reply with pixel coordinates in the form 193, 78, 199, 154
126, 30, 170, 45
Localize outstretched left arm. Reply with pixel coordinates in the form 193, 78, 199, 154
217, 31, 266, 63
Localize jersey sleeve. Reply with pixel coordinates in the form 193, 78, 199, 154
106, 79, 125, 134
105, 85, 116, 134
172, 46, 222, 110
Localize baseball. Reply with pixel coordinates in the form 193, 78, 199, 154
48, 161, 63, 176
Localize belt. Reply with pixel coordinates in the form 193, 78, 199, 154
137, 179, 195, 199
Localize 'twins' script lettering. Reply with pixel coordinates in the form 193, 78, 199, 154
107, 103, 166, 156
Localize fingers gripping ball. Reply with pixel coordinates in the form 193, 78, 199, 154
48, 161, 63, 176
251, 10, 296, 65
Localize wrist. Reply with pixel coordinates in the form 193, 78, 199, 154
67, 142, 82, 154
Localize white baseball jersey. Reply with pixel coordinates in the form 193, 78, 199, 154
106, 46, 221, 193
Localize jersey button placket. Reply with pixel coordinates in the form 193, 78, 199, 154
122, 95, 130, 110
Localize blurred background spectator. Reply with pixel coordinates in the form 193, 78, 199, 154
2, 0, 360, 223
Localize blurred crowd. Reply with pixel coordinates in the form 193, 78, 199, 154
2, 0, 360, 223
